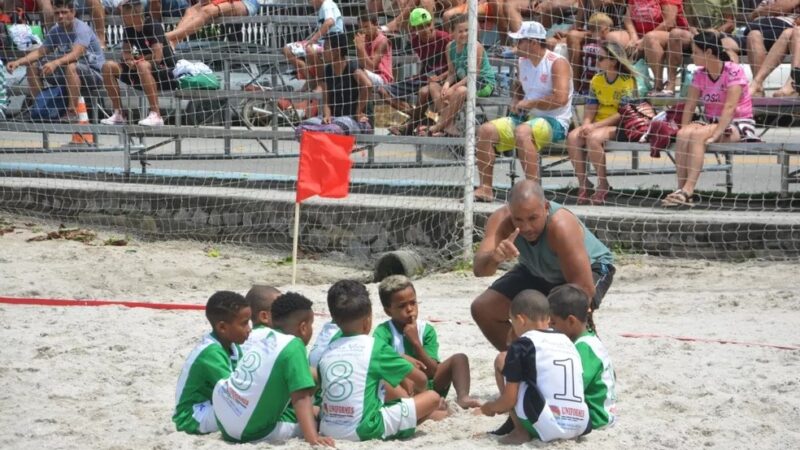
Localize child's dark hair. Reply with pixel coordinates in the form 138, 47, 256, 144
325, 32, 349, 59
328, 280, 371, 324
245, 284, 281, 323
359, 12, 379, 25
378, 275, 414, 309
510, 289, 550, 322
271, 292, 313, 330
693, 31, 730, 62
447, 13, 468, 31
327, 279, 369, 313
53, 0, 75, 9
548, 284, 589, 321
206, 291, 248, 326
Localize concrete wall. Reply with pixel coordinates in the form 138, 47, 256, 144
1, 185, 798, 261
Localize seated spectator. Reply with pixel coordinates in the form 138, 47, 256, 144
100, 0, 176, 126
147, 0, 190, 20
164, 0, 260, 48
744, 0, 800, 83
380, 7, 451, 136
354, 13, 393, 88
381, 0, 438, 33
475, 21, 573, 202
0, 58, 7, 120
33, 0, 106, 48
566, 42, 637, 205
663, 31, 755, 207
6, 0, 104, 121
421, 14, 495, 137
300, 32, 372, 133
567, 1, 630, 92
625, 0, 688, 95
282, 0, 344, 87
660, 0, 739, 96
749, 20, 800, 97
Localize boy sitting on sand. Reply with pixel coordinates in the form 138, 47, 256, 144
373, 275, 481, 409
245, 284, 281, 329
548, 284, 617, 429
308, 279, 361, 367
480, 289, 590, 444
213, 292, 334, 446
318, 280, 442, 441
173, 291, 251, 434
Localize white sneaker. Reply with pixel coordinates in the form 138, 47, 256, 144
100, 111, 126, 125
138, 111, 164, 126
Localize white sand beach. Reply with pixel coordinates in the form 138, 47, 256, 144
1, 215, 798, 449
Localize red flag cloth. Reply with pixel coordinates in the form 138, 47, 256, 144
296, 131, 354, 203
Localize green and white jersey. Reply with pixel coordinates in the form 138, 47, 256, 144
372, 319, 439, 362
309, 321, 343, 367
319, 334, 414, 441
213, 327, 316, 442
173, 332, 242, 434
575, 331, 617, 429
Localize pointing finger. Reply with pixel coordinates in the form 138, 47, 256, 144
507, 227, 520, 242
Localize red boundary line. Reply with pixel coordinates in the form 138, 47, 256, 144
2, 297, 798, 351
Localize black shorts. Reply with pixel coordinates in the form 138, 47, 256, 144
119, 65, 178, 92
745, 17, 795, 51
489, 262, 616, 310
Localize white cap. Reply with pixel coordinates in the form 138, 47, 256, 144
508, 21, 547, 40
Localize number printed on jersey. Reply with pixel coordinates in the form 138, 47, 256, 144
323, 360, 356, 418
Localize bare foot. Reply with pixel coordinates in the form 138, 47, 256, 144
498, 427, 532, 445
474, 186, 494, 202
749, 82, 765, 97
429, 408, 450, 421
456, 396, 483, 409
772, 86, 799, 98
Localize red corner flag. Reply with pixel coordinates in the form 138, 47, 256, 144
296, 131, 355, 203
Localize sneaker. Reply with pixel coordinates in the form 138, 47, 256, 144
138, 111, 164, 126
100, 111, 126, 125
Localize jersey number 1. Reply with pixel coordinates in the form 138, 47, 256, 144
552, 359, 583, 403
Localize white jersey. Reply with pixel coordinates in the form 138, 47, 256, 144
213, 327, 316, 442
308, 321, 342, 367
518, 50, 574, 130
504, 329, 590, 441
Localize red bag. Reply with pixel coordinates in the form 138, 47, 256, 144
647, 103, 685, 158
618, 100, 656, 142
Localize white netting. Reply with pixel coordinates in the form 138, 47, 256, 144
0, 0, 798, 267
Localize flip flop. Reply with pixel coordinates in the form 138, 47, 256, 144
661, 189, 695, 208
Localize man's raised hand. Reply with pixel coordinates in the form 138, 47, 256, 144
493, 228, 520, 263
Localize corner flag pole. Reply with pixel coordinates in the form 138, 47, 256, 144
291, 202, 301, 286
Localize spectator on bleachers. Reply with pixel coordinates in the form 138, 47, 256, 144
567, 1, 629, 93
282, 0, 344, 87
147, 0, 189, 20
380, 0, 437, 34
658, 0, 739, 96
300, 32, 371, 133
164, 0, 260, 49
566, 41, 637, 205
0, 58, 8, 120
6, 0, 104, 121
748, 18, 800, 97
625, 0, 688, 95
26, 0, 106, 48
475, 21, 573, 202
663, 31, 756, 207
99, 0, 176, 126
380, 7, 451, 135
354, 13, 393, 89
421, 13, 495, 137
743, 0, 800, 84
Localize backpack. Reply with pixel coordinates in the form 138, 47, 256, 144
618, 99, 656, 142
30, 86, 67, 121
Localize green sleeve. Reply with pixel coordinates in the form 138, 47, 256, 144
576, 341, 602, 390
371, 341, 413, 387
422, 323, 440, 362
371, 322, 393, 348
199, 345, 236, 383
280, 338, 317, 393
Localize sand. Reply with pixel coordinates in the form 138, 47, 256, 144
1, 214, 799, 450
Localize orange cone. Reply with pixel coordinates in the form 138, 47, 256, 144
71, 96, 94, 145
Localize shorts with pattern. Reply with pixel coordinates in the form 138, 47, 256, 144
487, 115, 567, 153
381, 398, 417, 440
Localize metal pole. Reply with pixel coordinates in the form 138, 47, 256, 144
462, 0, 478, 262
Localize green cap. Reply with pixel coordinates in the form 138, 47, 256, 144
409, 8, 432, 27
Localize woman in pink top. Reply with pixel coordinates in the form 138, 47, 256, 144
354, 14, 393, 87
663, 31, 756, 207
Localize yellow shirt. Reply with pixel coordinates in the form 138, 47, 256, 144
587, 73, 636, 122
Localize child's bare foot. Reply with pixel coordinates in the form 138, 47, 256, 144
498, 427, 532, 445
456, 395, 482, 409
772, 86, 799, 98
